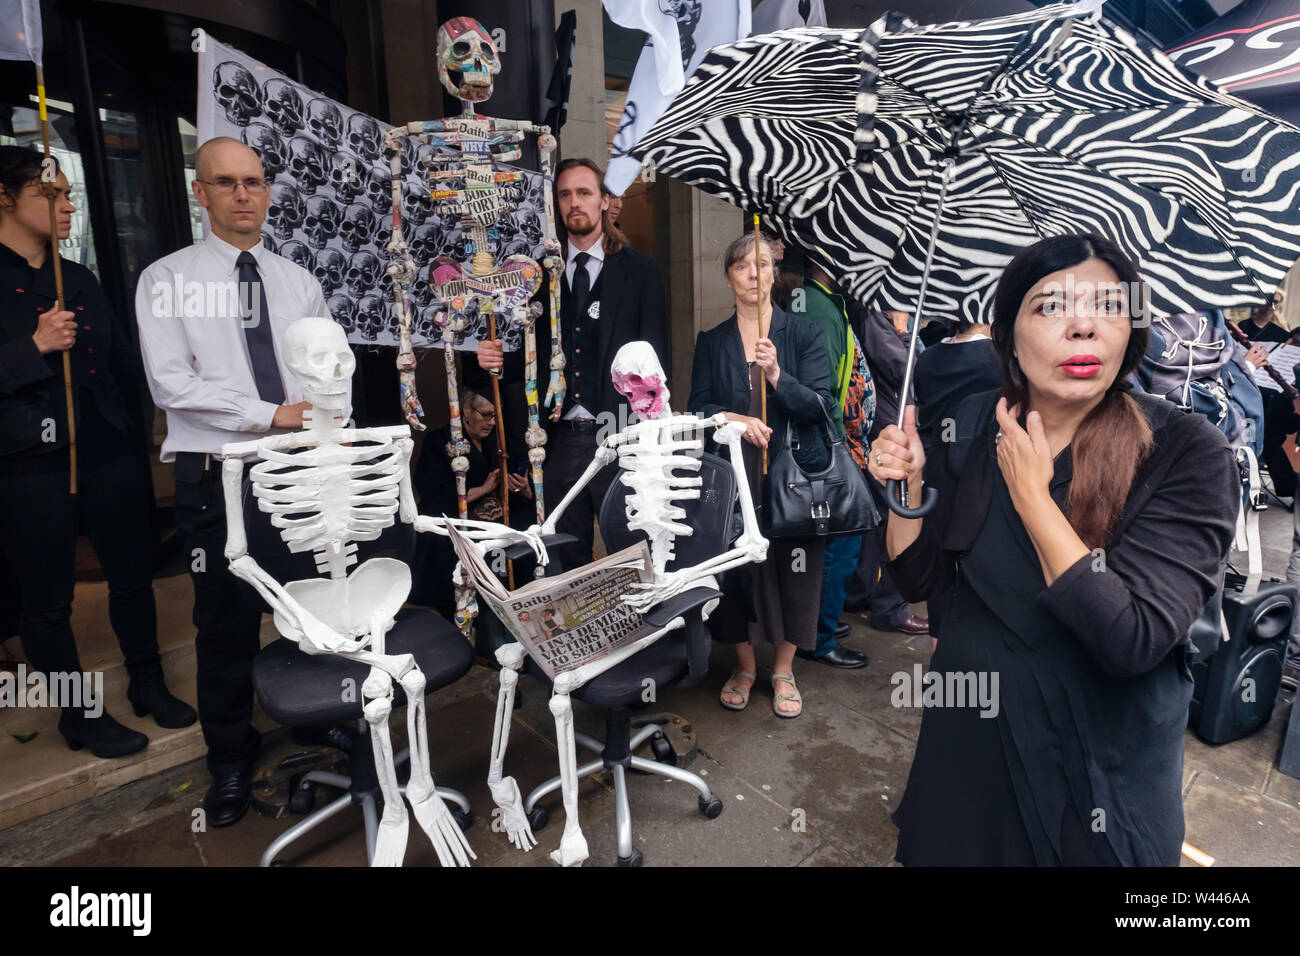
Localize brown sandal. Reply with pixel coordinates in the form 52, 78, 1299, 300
720, 668, 756, 711
771, 672, 802, 718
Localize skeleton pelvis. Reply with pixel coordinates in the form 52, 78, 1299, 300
274, 557, 411, 639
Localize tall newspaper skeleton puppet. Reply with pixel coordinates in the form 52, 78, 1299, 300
383, 17, 565, 634
221, 317, 546, 867
473, 342, 769, 865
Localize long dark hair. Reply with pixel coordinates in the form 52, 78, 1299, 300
990, 233, 1152, 549
0, 145, 58, 213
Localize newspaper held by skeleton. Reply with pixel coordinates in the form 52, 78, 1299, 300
445, 525, 659, 681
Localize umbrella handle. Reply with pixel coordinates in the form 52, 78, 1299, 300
886, 478, 938, 518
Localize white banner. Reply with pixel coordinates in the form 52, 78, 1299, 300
605, 0, 751, 196
751, 0, 827, 34
0, 0, 42, 65
197, 32, 546, 350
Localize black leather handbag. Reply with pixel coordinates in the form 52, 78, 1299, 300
762, 398, 879, 538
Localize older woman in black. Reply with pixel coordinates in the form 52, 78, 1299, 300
0, 146, 194, 759
689, 233, 832, 718
868, 234, 1239, 865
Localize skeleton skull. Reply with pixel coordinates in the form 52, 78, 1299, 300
611, 341, 670, 418
348, 114, 383, 164
303, 196, 342, 251
313, 248, 347, 296
268, 182, 306, 241
345, 250, 382, 298
280, 239, 316, 273
366, 164, 392, 213
436, 17, 501, 103
329, 151, 365, 204
408, 223, 441, 262
242, 121, 287, 179
283, 317, 355, 409
306, 98, 344, 150
213, 61, 262, 127
287, 136, 328, 195
356, 294, 388, 340
261, 231, 277, 255
402, 188, 432, 229
340, 202, 377, 254
263, 79, 305, 137
327, 292, 358, 332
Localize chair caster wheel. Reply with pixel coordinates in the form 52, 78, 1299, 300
527, 806, 549, 832
650, 734, 676, 765
451, 807, 473, 832
698, 795, 723, 819
617, 848, 643, 867
270, 860, 291, 867
287, 773, 315, 814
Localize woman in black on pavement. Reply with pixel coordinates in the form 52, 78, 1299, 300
0, 146, 194, 759
868, 233, 1238, 865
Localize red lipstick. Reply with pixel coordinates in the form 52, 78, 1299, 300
1061, 354, 1101, 378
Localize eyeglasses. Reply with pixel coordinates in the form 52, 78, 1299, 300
470, 405, 496, 421
198, 177, 268, 194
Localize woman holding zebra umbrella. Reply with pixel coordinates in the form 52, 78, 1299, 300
869, 234, 1240, 866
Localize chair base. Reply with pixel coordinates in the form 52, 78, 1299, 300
522, 721, 722, 866
260, 721, 471, 867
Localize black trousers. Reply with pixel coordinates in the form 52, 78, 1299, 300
0, 421, 160, 685
544, 425, 617, 570
173, 455, 264, 777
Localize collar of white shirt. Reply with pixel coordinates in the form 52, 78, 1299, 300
205, 231, 266, 276
565, 241, 605, 282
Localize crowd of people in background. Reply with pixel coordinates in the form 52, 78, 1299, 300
1, 138, 1291, 865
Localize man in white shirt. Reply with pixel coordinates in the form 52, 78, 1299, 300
135, 137, 346, 828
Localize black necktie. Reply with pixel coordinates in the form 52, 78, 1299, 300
236, 251, 286, 406
572, 251, 591, 321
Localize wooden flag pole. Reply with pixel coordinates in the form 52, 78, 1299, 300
486, 308, 514, 589
753, 214, 767, 475
35, 64, 76, 495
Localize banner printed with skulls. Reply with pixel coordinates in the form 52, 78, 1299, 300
197, 34, 547, 351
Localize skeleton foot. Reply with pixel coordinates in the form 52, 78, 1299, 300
489, 776, 537, 851
400, 670, 475, 867
363, 688, 408, 867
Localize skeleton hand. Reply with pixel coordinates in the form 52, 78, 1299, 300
621, 569, 690, 612
714, 419, 747, 446
489, 776, 537, 851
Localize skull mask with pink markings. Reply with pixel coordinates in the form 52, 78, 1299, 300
611, 341, 670, 419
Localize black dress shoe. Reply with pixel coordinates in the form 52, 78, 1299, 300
58, 708, 148, 759
795, 645, 869, 669
291, 723, 357, 753
204, 770, 253, 828
835, 622, 851, 640
127, 675, 197, 729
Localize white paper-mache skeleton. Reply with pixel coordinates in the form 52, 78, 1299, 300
221, 317, 547, 867
463, 341, 769, 866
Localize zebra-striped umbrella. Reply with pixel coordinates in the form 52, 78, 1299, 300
633, 0, 1300, 325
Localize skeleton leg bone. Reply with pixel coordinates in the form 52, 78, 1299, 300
548, 675, 588, 867
488, 643, 536, 850
361, 669, 408, 867
399, 667, 476, 867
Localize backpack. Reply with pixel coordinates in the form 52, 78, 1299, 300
1138, 311, 1265, 456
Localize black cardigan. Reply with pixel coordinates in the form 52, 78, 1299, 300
886, 387, 1240, 866
687, 304, 833, 465
888, 387, 1239, 678
0, 241, 141, 459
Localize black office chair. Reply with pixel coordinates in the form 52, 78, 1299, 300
237, 475, 475, 866
487, 451, 739, 865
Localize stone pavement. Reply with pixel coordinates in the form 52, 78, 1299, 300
2, 506, 1298, 868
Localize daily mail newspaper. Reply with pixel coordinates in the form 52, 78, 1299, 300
445, 525, 660, 680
